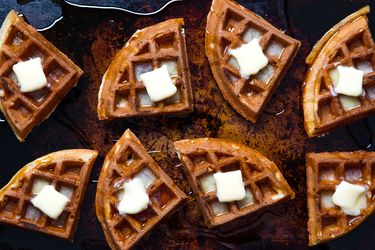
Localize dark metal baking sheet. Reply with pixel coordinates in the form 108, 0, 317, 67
0, 0, 375, 249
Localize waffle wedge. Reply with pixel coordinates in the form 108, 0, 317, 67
306, 151, 375, 246
0, 149, 97, 239
174, 138, 294, 227
96, 129, 187, 250
303, 6, 375, 138
97, 19, 193, 120
0, 11, 84, 142
205, 0, 300, 123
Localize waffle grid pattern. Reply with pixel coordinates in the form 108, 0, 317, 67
99, 19, 193, 119
317, 18, 375, 126
306, 152, 375, 246
174, 139, 294, 227
304, 8, 375, 137
113, 33, 184, 112
0, 12, 82, 140
0, 150, 96, 239
206, 0, 300, 122
96, 130, 186, 250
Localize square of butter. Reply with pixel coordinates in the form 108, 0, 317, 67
118, 178, 150, 215
334, 65, 364, 97
12, 57, 48, 93
229, 39, 268, 78
31, 185, 69, 220
332, 181, 365, 210
213, 170, 246, 202
140, 65, 177, 102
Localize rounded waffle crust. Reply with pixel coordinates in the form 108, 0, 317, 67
303, 6, 375, 138
0, 149, 98, 239
205, 0, 300, 123
174, 138, 295, 227
96, 129, 187, 250
306, 152, 375, 246
97, 18, 193, 120
0, 11, 84, 142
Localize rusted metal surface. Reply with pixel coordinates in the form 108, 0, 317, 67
0, 0, 375, 249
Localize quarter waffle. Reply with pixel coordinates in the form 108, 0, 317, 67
173, 138, 295, 227
0, 149, 98, 239
306, 152, 375, 246
205, 0, 300, 123
96, 129, 187, 250
97, 18, 193, 120
0, 11, 84, 142
303, 6, 375, 138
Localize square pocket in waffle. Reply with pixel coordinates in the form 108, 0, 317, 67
0, 149, 97, 239
0, 11, 84, 142
205, 0, 300, 123
97, 19, 193, 120
306, 151, 375, 246
96, 129, 187, 250
303, 6, 375, 138
174, 138, 294, 227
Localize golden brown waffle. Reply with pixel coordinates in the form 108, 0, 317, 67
96, 129, 187, 250
0, 11, 84, 142
97, 19, 193, 120
304, 6, 375, 138
306, 151, 375, 246
205, 0, 300, 123
0, 149, 98, 239
174, 138, 294, 227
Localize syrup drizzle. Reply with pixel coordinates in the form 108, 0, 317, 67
263, 95, 286, 116
147, 150, 162, 154
264, 108, 285, 116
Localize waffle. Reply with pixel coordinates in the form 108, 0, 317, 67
97, 19, 193, 120
303, 6, 375, 138
205, 0, 300, 123
173, 138, 295, 227
306, 151, 375, 246
0, 11, 84, 142
96, 129, 187, 250
0, 149, 98, 239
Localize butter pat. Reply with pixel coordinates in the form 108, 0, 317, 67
213, 170, 246, 202
12, 58, 48, 93
140, 65, 177, 102
229, 39, 268, 78
31, 185, 69, 220
333, 66, 364, 97
332, 181, 367, 216
118, 178, 150, 215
